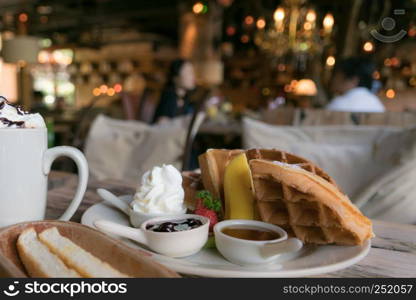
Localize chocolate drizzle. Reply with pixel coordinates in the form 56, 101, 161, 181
16, 105, 29, 115
0, 96, 29, 128
0, 117, 25, 128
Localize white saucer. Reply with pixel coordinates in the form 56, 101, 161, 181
81, 196, 371, 278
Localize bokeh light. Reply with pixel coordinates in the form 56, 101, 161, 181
363, 41, 374, 52
386, 89, 395, 99
193, 2, 204, 14
326, 56, 336, 67
256, 18, 266, 29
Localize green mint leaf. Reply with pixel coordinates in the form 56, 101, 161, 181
197, 190, 222, 213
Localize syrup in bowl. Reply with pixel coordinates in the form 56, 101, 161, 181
214, 220, 302, 265
221, 226, 281, 241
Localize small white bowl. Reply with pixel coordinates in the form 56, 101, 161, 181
214, 219, 303, 266
129, 208, 187, 228
95, 214, 209, 258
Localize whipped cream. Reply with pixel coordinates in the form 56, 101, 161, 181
131, 165, 186, 214
0, 97, 45, 129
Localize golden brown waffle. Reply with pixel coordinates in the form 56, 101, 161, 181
198, 149, 244, 200
249, 158, 373, 245
245, 149, 338, 189
198, 148, 340, 204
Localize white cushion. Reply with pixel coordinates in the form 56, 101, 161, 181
84, 115, 189, 182
243, 117, 400, 197
354, 126, 416, 223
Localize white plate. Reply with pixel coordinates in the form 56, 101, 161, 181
81, 196, 371, 278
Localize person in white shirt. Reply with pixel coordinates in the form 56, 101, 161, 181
326, 57, 385, 113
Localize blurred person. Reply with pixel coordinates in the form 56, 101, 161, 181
31, 91, 49, 115
326, 57, 385, 113
54, 96, 66, 114
153, 59, 196, 123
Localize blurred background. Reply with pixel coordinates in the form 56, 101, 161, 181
0, 0, 416, 161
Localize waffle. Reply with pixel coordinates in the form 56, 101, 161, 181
198, 148, 373, 245
249, 156, 373, 245
245, 149, 338, 188
198, 149, 244, 200
198, 148, 339, 205
182, 171, 203, 210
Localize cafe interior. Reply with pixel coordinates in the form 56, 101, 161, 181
0, 0, 416, 278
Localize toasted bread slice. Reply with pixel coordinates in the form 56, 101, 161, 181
17, 228, 80, 278
38, 227, 128, 278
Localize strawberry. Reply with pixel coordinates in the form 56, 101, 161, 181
194, 207, 218, 230
194, 190, 222, 231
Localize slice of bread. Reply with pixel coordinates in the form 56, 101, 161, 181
17, 228, 80, 278
38, 227, 128, 278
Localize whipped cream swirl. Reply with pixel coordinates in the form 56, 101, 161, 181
0, 96, 45, 129
131, 165, 186, 214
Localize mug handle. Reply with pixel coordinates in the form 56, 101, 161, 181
43, 146, 89, 221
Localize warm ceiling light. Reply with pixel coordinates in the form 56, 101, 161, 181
107, 88, 115, 96
306, 10, 316, 22
241, 34, 250, 43
38, 50, 50, 64
256, 18, 266, 29
226, 26, 236, 36
289, 80, 298, 88
326, 56, 335, 67
304, 22, 312, 30
273, 7, 285, 22
99, 85, 108, 93
363, 41, 374, 52
293, 79, 317, 96
193, 2, 204, 14
386, 89, 395, 99
18, 13, 28, 23
114, 83, 123, 93
244, 15, 254, 25
323, 13, 334, 30
92, 88, 101, 96
390, 57, 400, 67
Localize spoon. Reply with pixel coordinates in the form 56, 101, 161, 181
96, 188, 186, 227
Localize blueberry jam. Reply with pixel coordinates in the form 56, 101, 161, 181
146, 218, 203, 232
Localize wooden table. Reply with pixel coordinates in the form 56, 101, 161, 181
47, 171, 416, 278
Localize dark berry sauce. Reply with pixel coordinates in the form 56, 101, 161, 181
146, 218, 203, 232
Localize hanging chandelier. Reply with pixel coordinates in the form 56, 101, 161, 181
254, 0, 334, 58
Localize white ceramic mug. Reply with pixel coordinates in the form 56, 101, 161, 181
214, 220, 303, 266
0, 128, 89, 227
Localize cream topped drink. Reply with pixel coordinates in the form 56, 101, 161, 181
0, 96, 45, 129
0, 96, 89, 227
